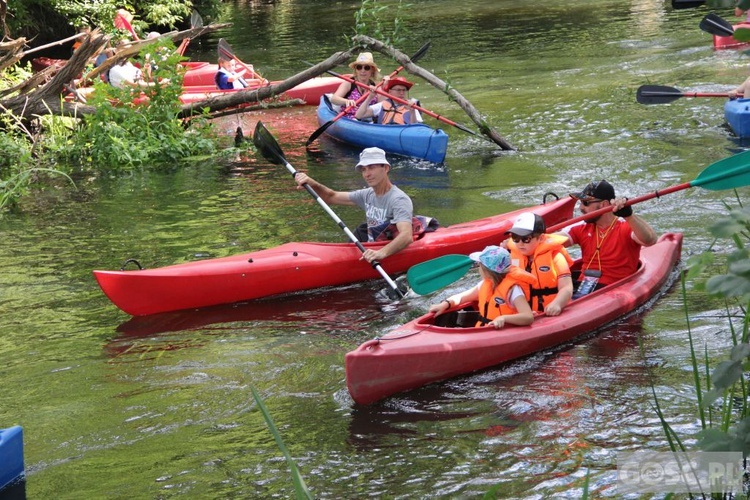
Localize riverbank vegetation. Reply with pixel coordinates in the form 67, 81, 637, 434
0, 2, 230, 212
651, 199, 750, 495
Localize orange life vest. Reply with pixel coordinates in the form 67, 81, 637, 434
508, 234, 574, 312
476, 267, 537, 325
380, 100, 408, 125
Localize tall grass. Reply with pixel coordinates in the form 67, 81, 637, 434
651, 198, 750, 496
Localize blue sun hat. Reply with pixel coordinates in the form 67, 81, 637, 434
469, 245, 511, 273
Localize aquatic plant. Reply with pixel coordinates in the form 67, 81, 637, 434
352, 0, 411, 48
652, 196, 750, 495
250, 386, 313, 500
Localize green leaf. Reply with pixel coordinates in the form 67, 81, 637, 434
706, 274, 750, 299
698, 428, 734, 452
711, 359, 743, 390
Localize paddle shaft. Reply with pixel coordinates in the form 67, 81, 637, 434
306, 43, 430, 146
292, 171, 404, 296
547, 183, 692, 233
317, 66, 478, 135
637, 85, 739, 105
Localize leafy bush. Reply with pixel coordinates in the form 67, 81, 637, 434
62, 40, 218, 171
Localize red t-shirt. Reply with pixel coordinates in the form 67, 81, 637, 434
566, 220, 642, 286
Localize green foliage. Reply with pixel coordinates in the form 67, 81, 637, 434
352, 0, 411, 47
0, 81, 75, 211
678, 205, 750, 464
62, 41, 218, 171
6, 0, 222, 39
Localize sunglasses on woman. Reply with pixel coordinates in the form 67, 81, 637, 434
510, 235, 534, 244
355, 65, 372, 71
580, 199, 602, 207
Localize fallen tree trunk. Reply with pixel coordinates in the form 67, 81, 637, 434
353, 35, 516, 151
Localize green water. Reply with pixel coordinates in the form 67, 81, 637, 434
2, 0, 747, 497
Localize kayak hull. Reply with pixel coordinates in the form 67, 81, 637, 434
713, 23, 750, 49
316, 96, 449, 163
724, 98, 750, 138
179, 76, 342, 106
0, 426, 24, 491
93, 197, 576, 316
345, 233, 683, 405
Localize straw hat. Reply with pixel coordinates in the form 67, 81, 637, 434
348, 52, 380, 73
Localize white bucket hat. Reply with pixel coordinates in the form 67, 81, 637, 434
355, 147, 390, 170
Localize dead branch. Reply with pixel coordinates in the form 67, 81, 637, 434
353, 35, 515, 151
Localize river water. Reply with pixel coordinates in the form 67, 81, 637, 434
2, 0, 746, 497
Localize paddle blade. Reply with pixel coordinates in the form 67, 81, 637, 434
673, 0, 706, 8
411, 41, 431, 63
692, 150, 750, 190
252, 121, 287, 165
636, 85, 684, 105
218, 38, 235, 60
406, 254, 474, 295
699, 13, 735, 37
191, 10, 203, 29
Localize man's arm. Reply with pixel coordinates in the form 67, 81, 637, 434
294, 172, 353, 206
361, 220, 413, 263
612, 198, 658, 246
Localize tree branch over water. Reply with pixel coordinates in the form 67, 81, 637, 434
353, 35, 516, 150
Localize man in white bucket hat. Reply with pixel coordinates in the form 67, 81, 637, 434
294, 147, 414, 264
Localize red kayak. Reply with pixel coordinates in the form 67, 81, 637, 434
345, 232, 683, 405
176, 76, 341, 106
93, 196, 576, 316
713, 22, 750, 49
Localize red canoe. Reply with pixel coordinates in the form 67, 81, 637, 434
93, 196, 576, 316
345, 232, 683, 405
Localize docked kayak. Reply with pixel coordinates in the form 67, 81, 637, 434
315, 96, 449, 163
345, 232, 683, 405
724, 98, 750, 138
178, 76, 341, 106
0, 426, 24, 491
93, 196, 576, 316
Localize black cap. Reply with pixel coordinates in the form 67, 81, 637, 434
504, 212, 546, 237
571, 180, 615, 201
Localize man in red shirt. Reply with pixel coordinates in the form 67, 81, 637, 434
559, 180, 658, 292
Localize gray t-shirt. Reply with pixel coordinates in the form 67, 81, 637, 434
348, 185, 413, 241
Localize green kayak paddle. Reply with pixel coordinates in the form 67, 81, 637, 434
406, 149, 750, 295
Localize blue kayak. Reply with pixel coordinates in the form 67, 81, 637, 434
0, 426, 24, 491
316, 96, 449, 163
724, 98, 750, 138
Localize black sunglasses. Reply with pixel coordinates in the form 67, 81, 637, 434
510, 234, 534, 244
355, 64, 372, 71
580, 199, 602, 207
